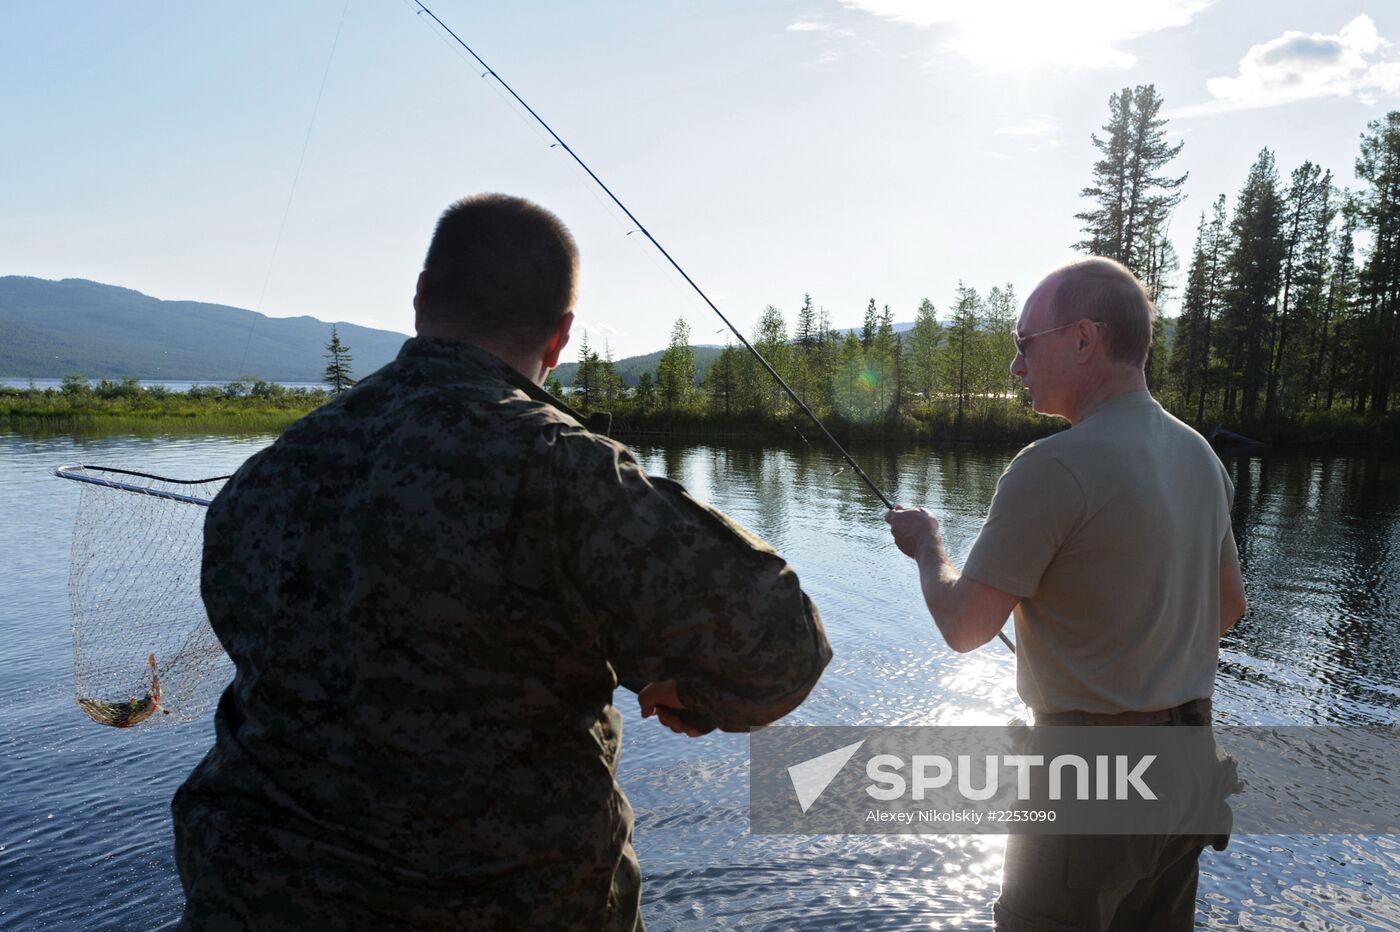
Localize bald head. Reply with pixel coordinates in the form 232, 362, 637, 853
1041, 257, 1155, 369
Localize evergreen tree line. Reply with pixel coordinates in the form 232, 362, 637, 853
1073, 85, 1400, 428
558, 289, 1035, 437
1168, 118, 1400, 424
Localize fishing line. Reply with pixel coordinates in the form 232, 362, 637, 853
236, 0, 352, 378
406, 2, 1015, 655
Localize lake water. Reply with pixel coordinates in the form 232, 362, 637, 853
1, 429, 1398, 930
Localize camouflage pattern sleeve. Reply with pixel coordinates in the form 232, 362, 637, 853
548, 429, 832, 730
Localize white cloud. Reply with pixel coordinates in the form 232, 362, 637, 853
1174, 15, 1400, 117
573, 318, 624, 340
838, 0, 1214, 70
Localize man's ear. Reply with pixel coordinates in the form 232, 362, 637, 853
542, 312, 574, 369
1076, 319, 1099, 356
413, 271, 427, 334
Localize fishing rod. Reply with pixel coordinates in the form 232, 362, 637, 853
410, 2, 1015, 656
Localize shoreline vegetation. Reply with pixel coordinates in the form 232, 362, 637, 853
3, 375, 1396, 447
1, 377, 330, 435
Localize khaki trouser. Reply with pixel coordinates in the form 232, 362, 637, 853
994, 700, 1230, 931
994, 831, 1215, 932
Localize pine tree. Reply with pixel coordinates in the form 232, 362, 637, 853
655, 316, 696, 412
942, 284, 981, 426
634, 371, 657, 414
1187, 196, 1231, 422
1266, 162, 1333, 418
860, 299, 878, 349
811, 307, 839, 415
983, 285, 1018, 421
1220, 149, 1284, 419
835, 331, 864, 420
573, 331, 598, 411
703, 344, 739, 417
1139, 219, 1180, 315
323, 326, 356, 395
751, 305, 791, 415
1171, 209, 1217, 420
890, 331, 907, 420
1355, 111, 1400, 415
795, 294, 818, 347
1316, 199, 1360, 410
1075, 85, 1187, 300
792, 293, 820, 406
599, 342, 624, 410
873, 304, 896, 414
909, 298, 941, 411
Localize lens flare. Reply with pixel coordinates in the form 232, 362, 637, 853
835, 358, 896, 423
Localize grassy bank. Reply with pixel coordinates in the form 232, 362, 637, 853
5, 379, 1396, 447
1, 379, 325, 435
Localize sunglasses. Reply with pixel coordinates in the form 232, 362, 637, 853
1013, 320, 1107, 356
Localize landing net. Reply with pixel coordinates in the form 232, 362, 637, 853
56, 465, 234, 728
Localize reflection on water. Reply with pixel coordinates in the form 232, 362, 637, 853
1, 431, 1397, 929
1220, 451, 1400, 726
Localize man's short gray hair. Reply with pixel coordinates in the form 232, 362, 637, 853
1046, 257, 1155, 368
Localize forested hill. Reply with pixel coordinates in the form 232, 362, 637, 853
552, 322, 915, 387
0, 277, 409, 381
554, 346, 725, 387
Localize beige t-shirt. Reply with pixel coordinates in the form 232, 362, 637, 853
962, 390, 1238, 715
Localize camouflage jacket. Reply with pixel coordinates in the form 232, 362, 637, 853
172, 336, 831, 931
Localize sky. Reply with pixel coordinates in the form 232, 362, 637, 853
4, 1, 1399, 363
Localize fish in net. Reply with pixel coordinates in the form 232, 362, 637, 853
56, 464, 234, 728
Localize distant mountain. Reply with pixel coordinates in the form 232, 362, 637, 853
0, 276, 409, 382
836, 322, 915, 338
553, 345, 726, 387
0, 276, 938, 385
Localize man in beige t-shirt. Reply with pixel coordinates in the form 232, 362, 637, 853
886, 257, 1247, 931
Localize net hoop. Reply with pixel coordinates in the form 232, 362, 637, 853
54, 464, 231, 506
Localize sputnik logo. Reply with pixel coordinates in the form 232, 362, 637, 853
787, 740, 865, 813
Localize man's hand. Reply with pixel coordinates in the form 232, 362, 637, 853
885, 506, 941, 560
638, 680, 709, 737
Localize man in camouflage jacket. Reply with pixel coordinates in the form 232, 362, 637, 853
172, 194, 832, 930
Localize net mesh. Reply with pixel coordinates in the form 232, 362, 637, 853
61, 465, 234, 728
